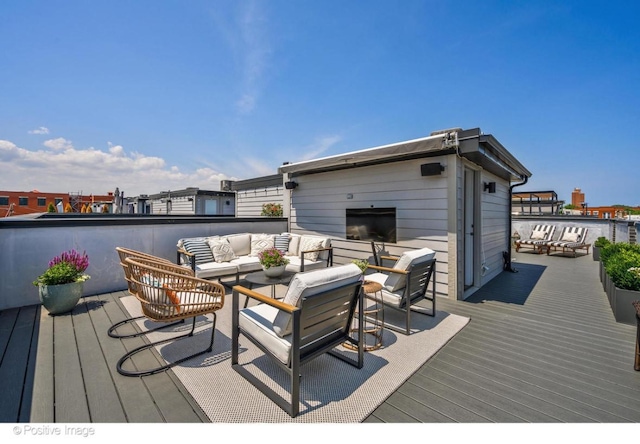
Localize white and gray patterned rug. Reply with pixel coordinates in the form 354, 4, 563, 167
120, 287, 469, 423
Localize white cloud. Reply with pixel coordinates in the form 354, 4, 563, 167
28, 126, 50, 135
0, 139, 236, 196
44, 137, 74, 151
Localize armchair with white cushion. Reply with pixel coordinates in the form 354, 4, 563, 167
364, 247, 437, 335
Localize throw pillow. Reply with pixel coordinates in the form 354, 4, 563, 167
530, 230, 547, 240
274, 234, 291, 253
182, 238, 215, 265
163, 284, 181, 313
250, 234, 274, 256
208, 238, 236, 263
561, 231, 581, 243
299, 237, 324, 262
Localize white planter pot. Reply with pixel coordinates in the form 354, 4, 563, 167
263, 265, 286, 278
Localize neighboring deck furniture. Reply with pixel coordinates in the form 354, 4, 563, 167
364, 247, 437, 335
231, 263, 364, 417
113, 257, 225, 377
515, 224, 556, 254
545, 226, 590, 257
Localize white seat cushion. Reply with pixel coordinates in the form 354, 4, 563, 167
239, 303, 292, 365
284, 255, 325, 272
194, 261, 238, 279
230, 256, 262, 273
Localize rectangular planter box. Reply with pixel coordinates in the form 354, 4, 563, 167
612, 286, 640, 326
593, 246, 601, 261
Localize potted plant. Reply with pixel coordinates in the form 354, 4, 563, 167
351, 259, 369, 275
258, 247, 290, 277
33, 249, 90, 315
600, 242, 640, 325
593, 236, 610, 261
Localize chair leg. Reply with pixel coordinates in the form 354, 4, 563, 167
108, 316, 185, 339
116, 313, 217, 377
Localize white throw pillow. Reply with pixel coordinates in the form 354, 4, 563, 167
208, 238, 236, 263
299, 237, 324, 262
250, 234, 274, 256
530, 230, 547, 240
561, 231, 580, 243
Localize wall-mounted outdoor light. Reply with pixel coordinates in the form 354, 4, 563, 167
420, 162, 444, 176
285, 181, 298, 190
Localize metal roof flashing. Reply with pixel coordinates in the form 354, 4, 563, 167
278, 128, 530, 182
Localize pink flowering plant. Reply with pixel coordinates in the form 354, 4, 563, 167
33, 249, 91, 286
258, 247, 289, 269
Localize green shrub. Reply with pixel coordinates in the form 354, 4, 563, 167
600, 242, 640, 265
594, 236, 610, 248
602, 242, 640, 291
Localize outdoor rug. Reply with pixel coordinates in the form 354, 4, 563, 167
120, 288, 469, 423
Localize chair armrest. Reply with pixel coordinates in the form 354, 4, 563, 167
379, 255, 399, 262
366, 264, 408, 275
177, 248, 196, 273
232, 285, 296, 313
299, 246, 334, 272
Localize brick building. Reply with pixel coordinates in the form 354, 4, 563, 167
1, 190, 115, 216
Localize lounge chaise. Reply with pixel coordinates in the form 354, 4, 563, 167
545, 226, 590, 257
515, 224, 556, 254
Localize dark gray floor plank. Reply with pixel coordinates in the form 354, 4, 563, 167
29, 306, 54, 422
0, 307, 37, 422
73, 297, 127, 422
53, 309, 91, 422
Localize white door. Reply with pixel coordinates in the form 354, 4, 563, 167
464, 169, 475, 288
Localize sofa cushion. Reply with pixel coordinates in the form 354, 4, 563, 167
230, 256, 262, 273
384, 248, 436, 292
182, 238, 215, 265
223, 233, 252, 257
273, 263, 362, 337
208, 238, 236, 263
298, 236, 324, 261
250, 234, 275, 256
274, 234, 291, 253
194, 261, 238, 280
286, 233, 300, 256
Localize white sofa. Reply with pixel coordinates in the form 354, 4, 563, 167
176, 232, 333, 282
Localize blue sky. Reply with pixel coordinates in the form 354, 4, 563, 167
1, 0, 638, 206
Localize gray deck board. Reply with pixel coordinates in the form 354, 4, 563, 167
2, 251, 639, 423
364, 252, 640, 423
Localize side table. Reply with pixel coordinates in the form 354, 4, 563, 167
344, 280, 385, 351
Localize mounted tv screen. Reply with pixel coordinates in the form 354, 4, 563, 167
346, 207, 396, 243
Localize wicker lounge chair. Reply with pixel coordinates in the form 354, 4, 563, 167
545, 226, 590, 257
231, 263, 364, 417
113, 257, 224, 376
364, 247, 437, 335
515, 224, 556, 254
110, 247, 195, 339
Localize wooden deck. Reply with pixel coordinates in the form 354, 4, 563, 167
1, 251, 639, 423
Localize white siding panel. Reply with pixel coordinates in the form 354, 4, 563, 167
236, 186, 284, 217
288, 156, 451, 298
480, 171, 510, 285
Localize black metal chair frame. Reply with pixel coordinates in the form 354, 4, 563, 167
368, 244, 436, 335
231, 280, 364, 417
115, 313, 217, 377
